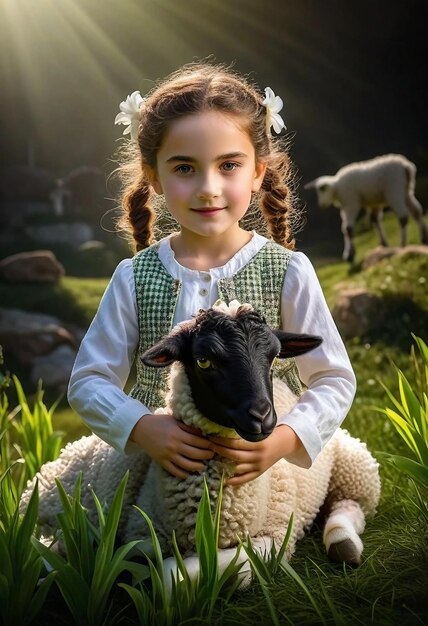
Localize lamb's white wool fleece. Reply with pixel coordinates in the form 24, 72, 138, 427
21, 366, 380, 562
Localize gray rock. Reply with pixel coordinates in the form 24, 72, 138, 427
332, 287, 383, 339
362, 244, 428, 269
30, 344, 77, 391
0, 250, 65, 283
0, 308, 76, 364
361, 246, 400, 269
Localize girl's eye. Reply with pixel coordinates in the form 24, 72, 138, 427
196, 358, 213, 370
174, 164, 193, 175
221, 162, 239, 172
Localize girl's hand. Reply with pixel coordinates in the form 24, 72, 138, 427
210, 425, 301, 486
130, 413, 214, 479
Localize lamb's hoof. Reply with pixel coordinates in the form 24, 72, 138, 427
328, 539, 362, 567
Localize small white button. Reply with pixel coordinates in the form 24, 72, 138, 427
202, 274, 211, 282
199, 288, 209, 296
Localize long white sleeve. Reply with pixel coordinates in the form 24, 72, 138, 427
277, 252, 356, 467
68, 260, 149, 452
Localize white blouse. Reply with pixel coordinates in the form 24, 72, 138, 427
68, 232, 356, 468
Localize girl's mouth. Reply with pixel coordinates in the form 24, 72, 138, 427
191, 207, 225, 216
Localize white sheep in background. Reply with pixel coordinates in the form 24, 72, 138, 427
21, 301, 380, 587
305, 154, 428, 262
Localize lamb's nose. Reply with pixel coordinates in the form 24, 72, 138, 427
248, 401, 272, 423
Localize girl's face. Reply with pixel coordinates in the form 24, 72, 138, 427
149, 110, 266, 243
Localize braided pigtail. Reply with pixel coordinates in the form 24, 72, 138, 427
259, 148, 299, 250
117, 169, 155, 253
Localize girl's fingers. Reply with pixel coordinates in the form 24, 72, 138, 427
178, 422, 204, 436
210, 443, 255, 462
178, 425, 213, 449
163, 460, 189, 480
180, 443, 214, 461
229, 463, 255, 475
226, 471, 260, 486
185, 434, 214, 449
173, 455, 206, 473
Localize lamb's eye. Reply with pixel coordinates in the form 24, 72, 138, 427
196, 358, 212, 369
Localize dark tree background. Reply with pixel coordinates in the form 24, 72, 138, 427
1, 0, 426, 248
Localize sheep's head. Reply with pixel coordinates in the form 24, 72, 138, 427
141, 301, 322, 442
304, 176, 336, 208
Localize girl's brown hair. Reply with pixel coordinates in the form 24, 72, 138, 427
115, 62, 301, 252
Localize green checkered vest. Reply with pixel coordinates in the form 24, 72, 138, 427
129, 240, 302, 409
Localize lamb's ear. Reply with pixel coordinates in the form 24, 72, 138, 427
273, 331, 323, 358
141, 334, 188, 367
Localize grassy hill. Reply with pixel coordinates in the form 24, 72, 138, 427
1, 213, 428, 624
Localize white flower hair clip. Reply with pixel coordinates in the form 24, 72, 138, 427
114, 90, 144, 141
262, 87, 286, 134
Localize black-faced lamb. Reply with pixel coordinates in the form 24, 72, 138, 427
21, 300, 380, 587
305, 154, 428, 262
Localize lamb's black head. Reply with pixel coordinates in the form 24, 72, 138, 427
141, 303, 322, 442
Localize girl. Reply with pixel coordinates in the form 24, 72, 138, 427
68, 62, 356, 485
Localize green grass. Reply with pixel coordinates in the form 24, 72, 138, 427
2, 215, 428, 624
306, 210, 425, 267
53, 406, 91, 444
0, 276, 108, 327
314, 212, 425, 301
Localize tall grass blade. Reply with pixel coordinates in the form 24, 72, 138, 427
0, 481, 54, 626
276, 512, 293, 565
32, 472, 149, 626
280, 559, 327, 625
378, 453, 428, 489
377, 335, 428, 520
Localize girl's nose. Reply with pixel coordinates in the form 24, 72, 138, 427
197, 172, 221, 200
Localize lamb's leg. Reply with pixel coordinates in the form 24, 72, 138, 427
322, 430, 380, 566
398, 215, 408, 247
341, 223, 355, 263
370, 208, 389, 247
340, 207, 359, 263
406, 195, 428, 244
323, 499, 365, 566
162, 536, 277, 592
389, 197, 410, 248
